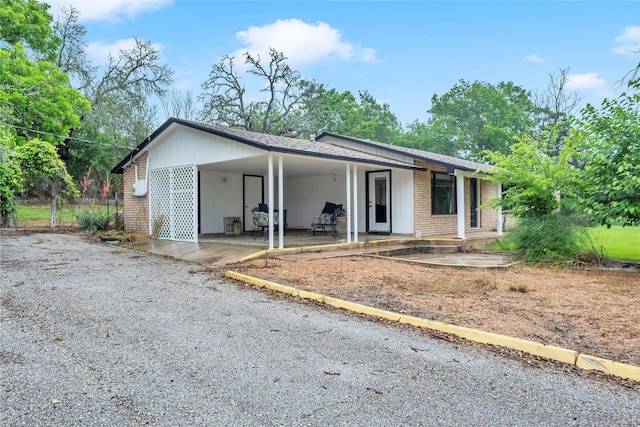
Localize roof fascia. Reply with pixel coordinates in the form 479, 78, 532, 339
112, 120, 421, 174
316, 132, 481, 173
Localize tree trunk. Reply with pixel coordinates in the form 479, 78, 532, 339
50, 181, 58, 228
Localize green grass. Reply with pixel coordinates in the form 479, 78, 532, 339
15, 203, 118, 227
487, 224, 640, 262
587, 225, 640, 261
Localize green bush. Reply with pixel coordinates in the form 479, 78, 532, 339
76, 209, 112, 233
506, 213, 591, 264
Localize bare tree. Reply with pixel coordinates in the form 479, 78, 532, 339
538, 67, 583, 125
535, 67, 583, 156
199, 48, 313, 135
617, 49, 640, 89
53, 7, 173, 173
54, 6, 93, 92
161, 90, 198, 120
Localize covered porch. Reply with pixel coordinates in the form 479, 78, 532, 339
196, 151, 417, 250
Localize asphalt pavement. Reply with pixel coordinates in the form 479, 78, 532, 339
1, 233, 639, 426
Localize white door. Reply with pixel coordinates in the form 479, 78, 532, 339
243, 175, 263, 232
368, 171, 391, 233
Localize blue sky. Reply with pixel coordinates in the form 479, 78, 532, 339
45, 1, 640, 126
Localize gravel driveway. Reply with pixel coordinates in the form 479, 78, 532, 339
1, 233, 639, 426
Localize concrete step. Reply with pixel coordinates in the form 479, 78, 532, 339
363, 244, 461, 257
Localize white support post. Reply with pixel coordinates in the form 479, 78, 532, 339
278, 155, 284, 249
497, 183, 504, 236
455, 173, 465, 240
353, 164, 358, 243
268, 154, 274, 250
193, 165, 198, 243
346, 163, 352, 243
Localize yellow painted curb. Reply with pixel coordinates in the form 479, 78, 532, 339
400, 315, 577, 365
237, 250, 268, 262
323, 297, 402, 322
576, 354, 640, 382
225, 271, 295, 295
225, 270, 638, 383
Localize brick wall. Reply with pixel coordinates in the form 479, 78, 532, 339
122, 151, 149, 235
413, 160, 500, 237
480, 179, 499, 231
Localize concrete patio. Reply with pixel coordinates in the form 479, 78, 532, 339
125, 229, 504, 267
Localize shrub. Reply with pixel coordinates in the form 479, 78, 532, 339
76, 209, 112, 233
506, 212, 589, 264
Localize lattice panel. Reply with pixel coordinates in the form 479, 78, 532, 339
171, 165, 196, 241
149, 164, 196, 242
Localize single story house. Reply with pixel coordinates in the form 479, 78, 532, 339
111, 118, 503, 249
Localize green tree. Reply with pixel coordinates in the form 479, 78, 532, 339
0, 44, 89, 145
53, 6, 172, 182
567, 71, 640, 227
0, 0, 59, 60
481, 127, 572, 218
15, 139, 78, 227
0, 128, 22, 227
481, 128, 590, 264
293, 84, 360, 138
350, 91, 401, 143
294, 86, 401, 143
0, 0, 88, 225
427, 80, 540, 160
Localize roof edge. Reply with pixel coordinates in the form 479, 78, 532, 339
112, 119, 423, 174
316, 131, 488, 173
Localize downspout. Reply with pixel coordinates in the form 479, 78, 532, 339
145, 153, 150, 193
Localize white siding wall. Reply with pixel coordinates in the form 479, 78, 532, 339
149, 126, 263, 170
283, 168, 412, 233
284, 174, 346, 229
199, 171, 244, 233
391, 168, 414, 234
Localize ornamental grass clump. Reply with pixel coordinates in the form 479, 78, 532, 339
76, 209, 112, 233
507, 212, 596, 265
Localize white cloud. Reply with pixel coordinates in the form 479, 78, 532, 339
232, 19, 378, 68
566, 72, 610, 97
45, 0, 172, 22
523, 54, 544, 63
86, 38, 164, 65
612, 25, 640, 55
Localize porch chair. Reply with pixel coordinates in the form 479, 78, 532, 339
251, 205, 279, 240
311, 202, 341, 237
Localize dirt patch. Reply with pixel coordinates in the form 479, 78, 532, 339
229, 256, 640, 367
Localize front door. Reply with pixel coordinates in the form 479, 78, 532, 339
368, 171, 391, 233
243, 175, 263, 232
470, 178, 479, 228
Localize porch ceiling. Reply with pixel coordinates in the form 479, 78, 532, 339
197, 153, 394, 178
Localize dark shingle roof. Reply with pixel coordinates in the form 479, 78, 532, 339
112, 118, 420, 174
316, 132, 491, 173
